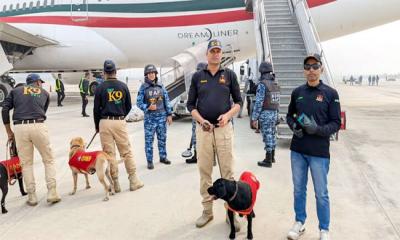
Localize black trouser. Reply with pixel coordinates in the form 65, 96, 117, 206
80, 93, 88, 115
57, 91, 65, 106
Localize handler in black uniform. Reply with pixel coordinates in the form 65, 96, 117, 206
2, 73, 61, 206
187, 39, 243, 229
93, 60, 143, 193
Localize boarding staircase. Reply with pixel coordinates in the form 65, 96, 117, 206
249, 0, 334, 138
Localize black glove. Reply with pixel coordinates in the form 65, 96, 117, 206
292, 123, 303, 138
303, 115, 319, 135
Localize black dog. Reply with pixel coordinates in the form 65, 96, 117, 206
1, 140, 27, 214
207, 172, 260, 240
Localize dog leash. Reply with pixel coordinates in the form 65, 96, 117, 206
4, 140, 17, 186
86, 132, 98, 149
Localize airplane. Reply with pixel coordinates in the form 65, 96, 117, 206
0, 0, 400, 105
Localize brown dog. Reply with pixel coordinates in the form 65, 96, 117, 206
68, 137, 115, 201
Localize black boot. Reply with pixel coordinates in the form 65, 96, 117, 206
272, 150, 276, 163
160, 158, 171, 165
258, 152, 272, 168
186, 150, 197, 164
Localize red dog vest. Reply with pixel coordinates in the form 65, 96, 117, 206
68, 151, 101, 174
0, 156, 22, 179
227, 171, 260, 216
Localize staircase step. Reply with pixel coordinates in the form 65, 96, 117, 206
268, 30, 302, 37
276, 78, 305, 86
277, 124, 293, 138
274, 63, 305, 71
279, 85, 297, 95
265, 9, 291, 15
279, 94, 291, 104
276, 72, 304, 78
271, 48, 307, 56
270, 36, 304, 44
272, 56, 305, 64
268, 25, 300, 32
265, 12, 292, 17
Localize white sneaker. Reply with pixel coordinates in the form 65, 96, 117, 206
320, 230, 329, 240
287, 221, 305, 240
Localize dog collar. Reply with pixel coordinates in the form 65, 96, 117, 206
228, 182, 239, 202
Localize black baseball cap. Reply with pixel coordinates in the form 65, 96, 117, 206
207, 39, 222, 51
104, 60, 116, 73
26, 73, 45, 84
303, 53, 322, 65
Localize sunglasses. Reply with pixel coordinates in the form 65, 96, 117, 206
304, 63, 321, 71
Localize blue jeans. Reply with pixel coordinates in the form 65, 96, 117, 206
291, 151, 330, 231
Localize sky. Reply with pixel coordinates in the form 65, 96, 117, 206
321, 20, 400, 77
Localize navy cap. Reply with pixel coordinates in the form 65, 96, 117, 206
304, 53, 322, 65
104, 60, 116, 73
207, 39, 222, 51
26, 73, 44, 85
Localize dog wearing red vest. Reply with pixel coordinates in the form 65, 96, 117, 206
0, 140, 27, 214
69, 137, 116, 201
208, 171, 260, 240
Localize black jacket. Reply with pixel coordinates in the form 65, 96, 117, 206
286, 81, 341, 158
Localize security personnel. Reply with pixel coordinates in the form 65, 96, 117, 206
187, 39, 242, 229
286, 54, 341, 240
55, 73, 65, 106
2, 73, 61, 206
136, 64, 173, 170
251, 61, 280, 168
79, 72, 90, 117
93, 60, 144, 192
186, 62, 207, 164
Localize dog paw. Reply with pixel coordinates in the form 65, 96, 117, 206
69, 191, 76, 195
1, 209, 8, 214
103, 197, 109, 201
229, 232, 235, 239
247, 233, 253, 239
21, 192, 28, 196
86, 185, 91, 189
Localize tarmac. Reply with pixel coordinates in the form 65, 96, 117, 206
0, 81, 399, 240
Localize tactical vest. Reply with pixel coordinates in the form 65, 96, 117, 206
262, 80, 280, 110
55, 79, 61, 92
144, 83, 165, 113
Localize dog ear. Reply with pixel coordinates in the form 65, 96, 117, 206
207, 186, 215, 195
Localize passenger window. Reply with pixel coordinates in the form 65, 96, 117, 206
23, 2, 27, 9
29, 2, 34, 9
44, 0, 48, 7
10, 4, 14, 11
16, 3, 20, 10
36, 1, 41, 8
2, 5, 6, 12
51, 0, 55, 7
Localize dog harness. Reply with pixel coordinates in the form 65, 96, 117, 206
227, 171, 260, 215
0, 156, 22, 182
69, 151, 101, 174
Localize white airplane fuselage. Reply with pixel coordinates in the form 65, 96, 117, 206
0, 0, 255, 81
1, 0, 400, 85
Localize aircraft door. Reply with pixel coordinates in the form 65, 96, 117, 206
71, 0, 88, 22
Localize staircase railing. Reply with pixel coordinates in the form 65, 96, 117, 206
292, 0, 335, 87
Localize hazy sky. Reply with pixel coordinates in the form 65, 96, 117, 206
321, 20, 400, 76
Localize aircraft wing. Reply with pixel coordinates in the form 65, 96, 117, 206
0, 22, 58, 75
0, 22, 57, 47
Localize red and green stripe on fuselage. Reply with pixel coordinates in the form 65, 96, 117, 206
0, 0, 252, 28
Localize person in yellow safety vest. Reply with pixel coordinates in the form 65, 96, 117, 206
55, 73, 65, 107
79, 72, 90, 117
